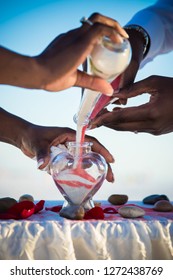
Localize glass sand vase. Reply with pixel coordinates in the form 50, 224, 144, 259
50, 142, 107, 209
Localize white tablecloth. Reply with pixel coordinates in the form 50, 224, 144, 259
0, 201, 173, 260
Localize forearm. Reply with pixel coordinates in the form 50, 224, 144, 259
0, 107, 30, 148
0, 46, 46, 89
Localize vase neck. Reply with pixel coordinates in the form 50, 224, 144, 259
67, 142, 92, 156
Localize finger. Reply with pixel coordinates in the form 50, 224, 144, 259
45, 128, 115, 163
68, 24, 126, 72
85, 22, 124, 44
37, 131, 76, 168
110, 105, 150, 123
20, 146, 35, 158
104, 119, 154, 134
106, 163, 115, 183
35, 141, 51, 169
90, 105, 149, 128
88, 13, 129, 38
84, 135, 115, 183
113, 77, 156, 99
50, 132, 76, 147
90, 109, 124, 128
75, 70, 113, 95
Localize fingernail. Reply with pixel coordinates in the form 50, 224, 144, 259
103, 91, 113, 97
110, 155, 115, 163
123, 31, 129, 39
37, 158, 45, 169
104, 88, 114, 96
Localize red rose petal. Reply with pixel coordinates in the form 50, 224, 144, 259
7, 201, 35, 216
103, 207, 118, 214
45, 205, 62, 212
21, 208, 35, 219
0, 200, 45, 220
34, 200, 45, 213
84, 206, 105, 220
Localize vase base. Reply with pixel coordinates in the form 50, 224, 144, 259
62, 198, 94, 210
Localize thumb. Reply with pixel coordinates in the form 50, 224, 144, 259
36, 141, 50, 170
75, 70, 113, 96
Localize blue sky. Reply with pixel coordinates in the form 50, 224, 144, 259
0, 0, 173, 202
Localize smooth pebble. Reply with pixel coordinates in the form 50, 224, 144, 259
143, 194, 169, 205
118, 205, 145, 218
153, 200, 173, 212
59, 205, 85, 220
108, 194, 128, 205
19, 194, 34, 203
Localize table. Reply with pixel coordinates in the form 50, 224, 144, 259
0, 201, 173, 260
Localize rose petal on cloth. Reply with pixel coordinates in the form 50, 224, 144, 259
21, 208, 35, 219
0, 200, 45, 220
103, 207, 118, 214
34, 200, 45, 213
84, 206, 105, 219
45, 205, 62, 212
7, 201, 35, 216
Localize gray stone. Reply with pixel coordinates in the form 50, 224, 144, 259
118, 205, 145, 218
153, 200, 173, 212
19, 194, 34, 203
143, 194, 169, 205
108, 194, 128, 205
59, 205, 85, 220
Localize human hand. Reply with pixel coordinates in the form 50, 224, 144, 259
20, 124, 115, 182
0, 108, 114, 181
90, 76, 173, 135
36, 13, 128, 95
0, 13, 128, 95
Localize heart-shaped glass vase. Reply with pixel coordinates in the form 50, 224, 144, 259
50, 142, 107, 209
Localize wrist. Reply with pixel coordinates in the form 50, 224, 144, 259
124, 25, 150, 60
124, 27, 146, 67
34, 54, 56, 91
0, 47, 46, 89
